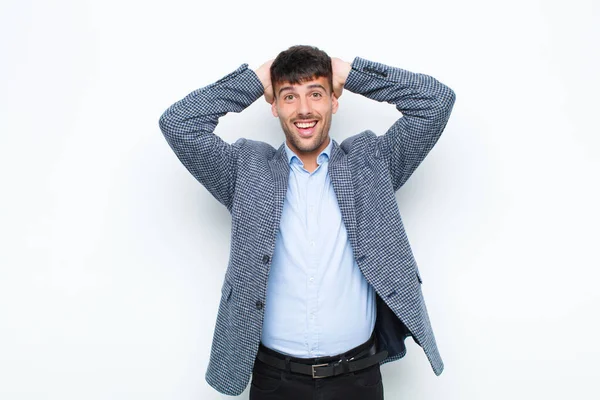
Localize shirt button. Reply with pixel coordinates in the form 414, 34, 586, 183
309, 277, 314, 283
262, 255, 270, 264
308, 205, 314, 212
310, 241, 315, 247
256, 300, 264, 310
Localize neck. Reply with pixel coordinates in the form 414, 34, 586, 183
287, 136, 330, 173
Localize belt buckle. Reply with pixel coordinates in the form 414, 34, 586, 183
311, 363, 329, 379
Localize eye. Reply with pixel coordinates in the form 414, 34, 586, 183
311, 92, 322, 98
284, 94, 294, 101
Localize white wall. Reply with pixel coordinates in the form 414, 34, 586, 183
1, 0, 598, 398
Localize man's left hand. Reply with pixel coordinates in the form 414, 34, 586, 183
331, 57, 351, 99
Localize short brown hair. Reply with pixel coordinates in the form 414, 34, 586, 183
270, 45, 333, 97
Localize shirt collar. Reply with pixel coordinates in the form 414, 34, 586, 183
284, 137, 333, 167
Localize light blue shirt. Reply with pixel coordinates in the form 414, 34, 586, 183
260, 137, 376, 358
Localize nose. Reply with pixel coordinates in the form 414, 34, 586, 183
297, 96, 312, 116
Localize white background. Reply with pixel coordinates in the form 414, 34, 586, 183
1, 0, 599, 399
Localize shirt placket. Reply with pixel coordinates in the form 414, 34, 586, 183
306, 166, 321, 356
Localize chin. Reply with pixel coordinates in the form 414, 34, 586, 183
296, 134, 323, 148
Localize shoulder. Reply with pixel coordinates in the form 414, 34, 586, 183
339, 130, 378, 155
234, 138, 279, 158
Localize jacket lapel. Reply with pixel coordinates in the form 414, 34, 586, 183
269, 143, 289, 233
329, 140, 359, 258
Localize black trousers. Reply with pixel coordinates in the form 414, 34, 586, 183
249, 335, 384, 400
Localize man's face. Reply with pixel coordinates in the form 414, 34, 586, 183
271, 76, 339, 157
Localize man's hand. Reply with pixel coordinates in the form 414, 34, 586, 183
331, 57, 351, 99
255, 60, 274, 104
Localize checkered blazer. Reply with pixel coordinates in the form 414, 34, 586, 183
158, 56, 455, 396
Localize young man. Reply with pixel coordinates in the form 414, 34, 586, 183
159, 45, 455, 399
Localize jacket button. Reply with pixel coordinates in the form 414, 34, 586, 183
256, 300, 264, 310
262, 255, 270, 264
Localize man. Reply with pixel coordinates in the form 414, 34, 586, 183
158, 45, 455, 399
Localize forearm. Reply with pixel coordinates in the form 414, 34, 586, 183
344, 57, 455, 122
158, 64, 264, 141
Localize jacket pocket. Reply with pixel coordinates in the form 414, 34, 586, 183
218, 279, 237, 332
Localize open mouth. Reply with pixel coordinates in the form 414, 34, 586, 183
293, 120, 318, 137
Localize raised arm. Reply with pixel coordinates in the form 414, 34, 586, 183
158, 63, 268, 210
340, 56, 456, 191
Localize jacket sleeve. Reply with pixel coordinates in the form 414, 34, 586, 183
158, 64, 265, 210
343, 57, 456, 191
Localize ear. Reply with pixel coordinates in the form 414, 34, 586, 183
331, 93, 339, 114
271, 99, 279, 117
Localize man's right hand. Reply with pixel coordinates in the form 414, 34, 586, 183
255, 60, 274, 104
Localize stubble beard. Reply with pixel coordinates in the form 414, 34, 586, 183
280, 117, 331, 155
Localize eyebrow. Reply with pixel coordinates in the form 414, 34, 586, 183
278, 83, 328, 96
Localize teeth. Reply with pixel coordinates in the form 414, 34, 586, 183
295, 121, 317, 129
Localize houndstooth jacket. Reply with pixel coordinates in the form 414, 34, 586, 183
158, 56, 456, 396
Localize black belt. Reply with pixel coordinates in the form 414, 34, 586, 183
256, 336, 388, 379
